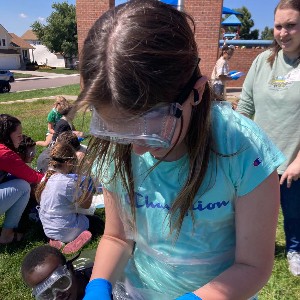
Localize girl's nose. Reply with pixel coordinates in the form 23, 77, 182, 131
280, 28, 288, 37
132, 144, 149, 155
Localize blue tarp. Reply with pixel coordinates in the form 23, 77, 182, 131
222, 14, 242, 26
222, 6, 243, 16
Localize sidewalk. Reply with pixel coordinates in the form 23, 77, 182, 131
11, 69, 79, 80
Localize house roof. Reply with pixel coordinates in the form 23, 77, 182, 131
21, 30, 38, 41
9, 33, 35, 49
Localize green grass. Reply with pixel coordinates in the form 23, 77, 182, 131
0, 99, 300, 299
14, 73, 38, 79
36, 68, 79, 75
0, 84, 80, 102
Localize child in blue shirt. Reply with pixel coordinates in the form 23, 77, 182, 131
74, 1, 285, 299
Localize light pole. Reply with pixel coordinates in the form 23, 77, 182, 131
178, 0, 184, 11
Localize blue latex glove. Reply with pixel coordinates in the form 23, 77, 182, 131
83, 278, 113, 300
176, 293, 202, 300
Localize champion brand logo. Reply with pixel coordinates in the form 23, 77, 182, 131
253, 158, 262, 166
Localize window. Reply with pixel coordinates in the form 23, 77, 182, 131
2, 39, 5, 46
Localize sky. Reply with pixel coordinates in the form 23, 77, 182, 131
0, 0, 277, 37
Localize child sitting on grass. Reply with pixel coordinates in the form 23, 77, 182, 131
21, 245, 92, 300
37, 131, 87, 173
36, 96, 68, 147
35, 142, 103, 254
51, 102, 85, 144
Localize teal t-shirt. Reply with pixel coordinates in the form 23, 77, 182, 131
237, 49, 300, 174
101, 102, 285, 299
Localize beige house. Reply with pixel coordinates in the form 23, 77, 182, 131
22, 30, 65, 68
0, 24, 34, 69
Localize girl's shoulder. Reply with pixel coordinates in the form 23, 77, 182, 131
211, 101, 270, 155
0, 143, 10, 153
252, 49, 273, 67
48, 172, 76, 182
0, 143, 16, 159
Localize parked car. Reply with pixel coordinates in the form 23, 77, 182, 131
0, 70, 15, 82
0, 80, 11, 93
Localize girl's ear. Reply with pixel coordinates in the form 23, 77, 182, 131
191, 76, 208, 106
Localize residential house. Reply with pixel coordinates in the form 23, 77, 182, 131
0, 24, 34, 69
22, 30, 65, 68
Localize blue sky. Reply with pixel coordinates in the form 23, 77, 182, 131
0, 0, 277, 37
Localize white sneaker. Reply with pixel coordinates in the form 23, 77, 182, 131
287, 252, 300, 276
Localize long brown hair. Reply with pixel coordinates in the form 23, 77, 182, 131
267, 0, 300, 66
0, 114, 21, 151
74, 0, 213, 236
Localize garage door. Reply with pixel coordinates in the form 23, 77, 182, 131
0, 55, 20, 69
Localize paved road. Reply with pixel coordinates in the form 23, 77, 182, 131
10, 74, 80, 92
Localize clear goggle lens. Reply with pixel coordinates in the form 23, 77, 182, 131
90, 103, 181, 148
32, 265, 72, 300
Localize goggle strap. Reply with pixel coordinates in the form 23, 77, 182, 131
173, 58, 201, 118
172, 103, 183, 118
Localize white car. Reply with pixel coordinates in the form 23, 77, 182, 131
0, 70, 14, 82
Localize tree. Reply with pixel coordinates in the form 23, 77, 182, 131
31, 2, 77, 65
261, 26, 274, 40
232, 6, 260, 39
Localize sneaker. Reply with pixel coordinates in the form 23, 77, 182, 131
49, 239, 65, 250
62, 230, 92, 255
287, 251, 300, 276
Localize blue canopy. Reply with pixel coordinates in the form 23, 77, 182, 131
115, 0, 180, 6
161, 0, 178, 4
222, 14, 242, 26
222, 6, 243, 16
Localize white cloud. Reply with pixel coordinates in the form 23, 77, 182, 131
19, 13, 28, 18
38, 17, 46, 22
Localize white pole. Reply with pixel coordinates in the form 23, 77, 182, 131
178, 0, 184, 11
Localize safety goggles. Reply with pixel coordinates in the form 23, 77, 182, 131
32, 265, 72, 300
90, 103, 182, 148
90, 59, 201, 148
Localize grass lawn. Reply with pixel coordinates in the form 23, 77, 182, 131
0, 97, 300, 299
35, 68, 79, 75
14, 73, 39, 79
